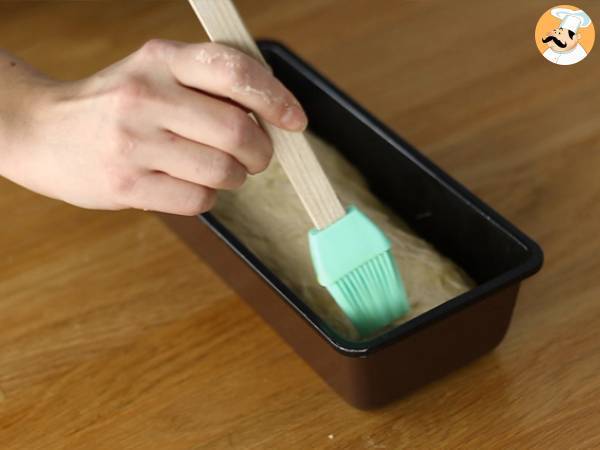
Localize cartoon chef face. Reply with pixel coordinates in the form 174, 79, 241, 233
542, 27, 581, 52
537, 7, 593, 66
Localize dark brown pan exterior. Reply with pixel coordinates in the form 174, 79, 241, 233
159, 212, 520, 409
159, 41, 543, 409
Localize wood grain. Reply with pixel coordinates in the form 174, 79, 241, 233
1, 0, 599, 448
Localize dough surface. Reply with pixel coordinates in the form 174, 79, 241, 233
211, 133, 474, 341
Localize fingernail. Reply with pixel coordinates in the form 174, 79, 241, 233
281, 104, 308, 131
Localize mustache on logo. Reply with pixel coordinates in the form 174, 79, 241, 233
542, 35, 567, 48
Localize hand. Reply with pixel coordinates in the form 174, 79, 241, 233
0, 40, 307, 215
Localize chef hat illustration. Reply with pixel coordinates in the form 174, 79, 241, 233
551, 7, 592, 33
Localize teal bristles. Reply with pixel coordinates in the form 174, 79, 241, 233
309, 205, 410, 337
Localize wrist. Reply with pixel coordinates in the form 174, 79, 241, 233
0, 51, 57, 175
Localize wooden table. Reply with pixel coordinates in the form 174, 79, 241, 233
1, 1, 599, 448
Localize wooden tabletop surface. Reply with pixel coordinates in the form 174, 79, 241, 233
1, 1, 600, 448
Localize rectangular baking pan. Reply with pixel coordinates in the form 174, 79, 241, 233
159, 40, 543, 409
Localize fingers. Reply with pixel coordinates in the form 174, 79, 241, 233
160, 41, 308, 131
140, 131, 247, 190
158, 85, 273, 174
123, 171, 216, 216
90, 39, 309, 217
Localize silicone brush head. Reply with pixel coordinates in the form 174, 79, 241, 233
309, 206, 410, 337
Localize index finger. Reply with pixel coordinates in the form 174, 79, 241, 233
163, 42, 307, 131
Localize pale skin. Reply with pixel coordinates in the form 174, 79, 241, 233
0, 39, 308, 215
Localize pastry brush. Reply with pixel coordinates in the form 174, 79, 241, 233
187, 0, 409, 336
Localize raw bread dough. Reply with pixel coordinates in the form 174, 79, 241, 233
211, 133, 474, 341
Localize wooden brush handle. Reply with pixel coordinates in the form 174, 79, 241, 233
187, 0, 346, 230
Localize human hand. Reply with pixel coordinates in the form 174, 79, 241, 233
0, 40, 307, 215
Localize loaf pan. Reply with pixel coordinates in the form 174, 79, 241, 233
159, 40, 543, 409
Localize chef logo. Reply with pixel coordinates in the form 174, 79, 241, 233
535, 5, 595, 65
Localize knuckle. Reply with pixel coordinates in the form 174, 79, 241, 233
233, 169, 247, 188
249, 149, 272, 175
111, 76, 152, 113
224, 164, 247, 189
250, 135, 274, 174
182, 188, 216, 216
209, 152, 238, 186
138, 38, 171, 60
246, 131, 273, 175
223, 111, 253, 149
106, 168, 138, 199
